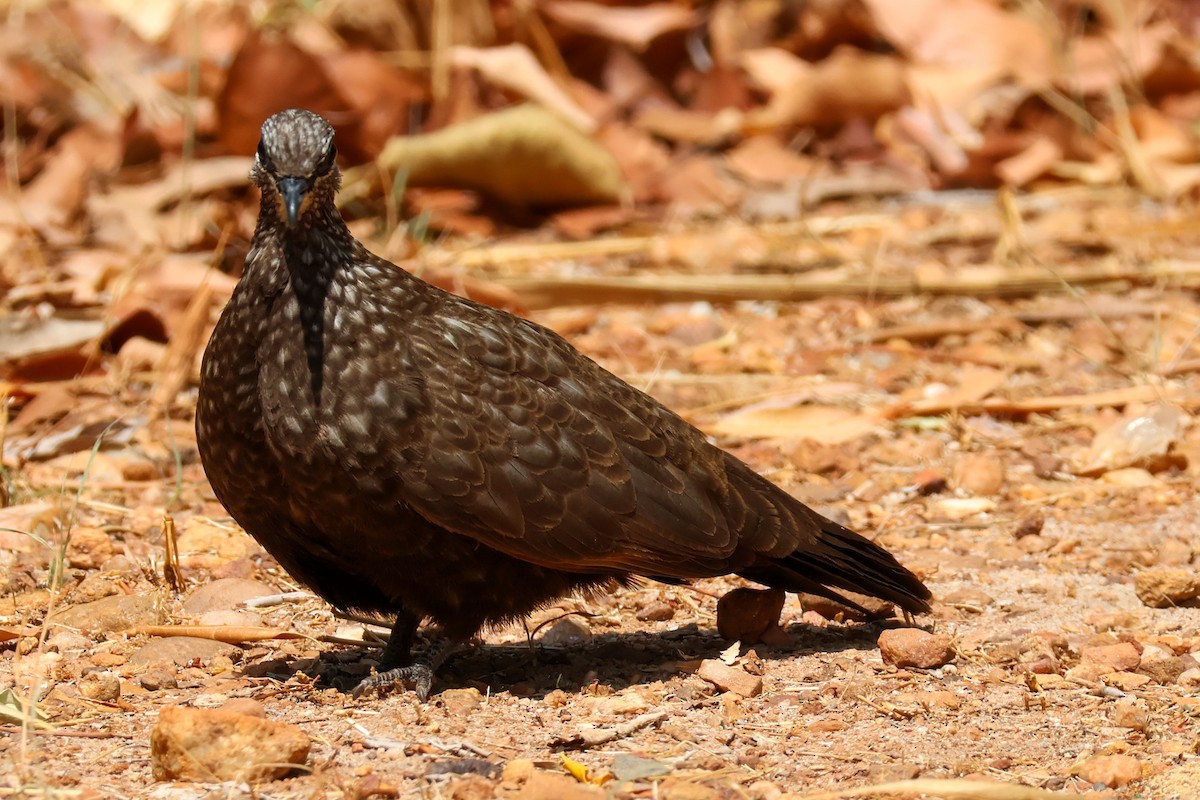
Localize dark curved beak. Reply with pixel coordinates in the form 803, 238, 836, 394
277, 177, 308, 227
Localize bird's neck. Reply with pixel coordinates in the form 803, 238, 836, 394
256, 200, 358, 403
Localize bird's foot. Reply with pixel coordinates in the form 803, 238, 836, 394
351, 662, 435, 701
351, 635, 463, 701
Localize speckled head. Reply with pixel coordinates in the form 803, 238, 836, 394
252, 109, 340, 228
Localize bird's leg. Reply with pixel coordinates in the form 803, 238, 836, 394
375, 608, 421, 671
351, 631, 464, 702
351, 609, 466, 702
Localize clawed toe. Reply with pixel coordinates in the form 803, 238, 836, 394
351, 663, 435, 702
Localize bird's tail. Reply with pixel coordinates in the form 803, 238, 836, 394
736, 489, 932, 616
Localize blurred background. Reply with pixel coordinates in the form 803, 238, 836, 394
4, 4, 1200, 795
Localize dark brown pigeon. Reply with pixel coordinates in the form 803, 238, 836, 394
196, 109, 931, 700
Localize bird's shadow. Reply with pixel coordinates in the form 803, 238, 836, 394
243, 619, 911, 700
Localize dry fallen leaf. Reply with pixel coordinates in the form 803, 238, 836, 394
709, 404, 884, 444
450, 43, 595, 133
351, 105, 624, 208
543, 0, 695, 51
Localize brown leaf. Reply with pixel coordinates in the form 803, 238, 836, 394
360, 105, 624, 208
994, 135, 1063, 186
743, 47, 910, 133
543, 1, 695, 51
709, 404, 883, 444
862, 0, 1053, 88
217, 30, 351, 158
450, 44, 595, 133
724, 136, 815, 184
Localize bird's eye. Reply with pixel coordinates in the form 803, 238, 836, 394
256, 140, 272, 169
319, 143, 337, 174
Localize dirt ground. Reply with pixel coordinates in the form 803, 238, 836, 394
4, 191, 1200, 799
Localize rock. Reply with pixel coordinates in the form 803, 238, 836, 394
1086, 611, 1139, 631
1106, 671, 1151, 691
1138, 646, 1186, 684
221, 698, 266, 718
1102, 467, 1160, 487
697, 659, 763, 697
497, 762, 602, 800
176, 519, 261, 571
636, 601, 675, 622
0, 502, 61, 553
1072, 753, 1143, 788
799, 590, 894, 623
1066, 662, 1113, 682
940, 587, 993, 612
1135, 567, 1200, 608
1016, 534, 1053, 553
47, 630, 89, 653
1176, 668, 1200, 688
78, 670, 120, 703
151, 706, 310, 783
1012, 513, 1044, 538
716, 587, 786, 644
658, 779, 720, 800
69, 573, 121, 604
931, 497, 995, 520
746, 780, 783, 800
1081, 642, 1141, 672
590, 692, 649, 716
952, 454, 1005, 496
912, 468, 947, 495
181, 578, 277, 615
130, 636, 240, 666
1031, 453, 1065, 479
91, 653, 126, 670
65, 527, 115, 569
877, 629, 955, 669
1111, 700, 1149, 731
539, 617, 591, 647
50, 594, 163, 633
439, 687, 484, 715
140, 666, 179, 691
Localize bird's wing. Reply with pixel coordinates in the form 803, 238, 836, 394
390, 300, 781, 577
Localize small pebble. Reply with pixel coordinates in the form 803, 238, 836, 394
78, 670, 120, 703
1134, 567, 1200, 608
1071, 753, 1142, 788
439, 687, 484, 715
697, 659, 763, 697
636, 601, 675, 622
952, 454, 1005, 496
1081, 642, 1141, 672
66, 527, 115, 570
1111, 699, 1149, 731
716, 587, 785, 644
1013, 513, 1044, 538
539, 617, 591, 647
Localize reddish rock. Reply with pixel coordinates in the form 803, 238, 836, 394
65, 527, 115, 569
151, 706, 309, 783
878, 629, 955, 669
697, 659, 763, 697
953, 454, 1005, 496
716, 587, 785, 644
1135, 567, 1200, 608
1072, 753, 1142, 788
1081, 642, 1141, 672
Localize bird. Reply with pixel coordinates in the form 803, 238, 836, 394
196, 109, 932, 701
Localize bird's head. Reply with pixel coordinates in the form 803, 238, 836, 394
252, 109, 340, 229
